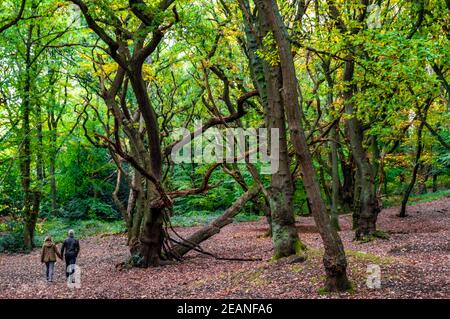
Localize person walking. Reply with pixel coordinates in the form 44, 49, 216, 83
60, 229, 80, 282
40, 235, 62, 282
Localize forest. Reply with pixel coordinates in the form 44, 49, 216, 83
0, 0, 449, 299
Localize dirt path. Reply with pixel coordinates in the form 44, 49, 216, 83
1, 197, 449, 299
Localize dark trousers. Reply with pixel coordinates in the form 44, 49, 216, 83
65, 253, 77, 278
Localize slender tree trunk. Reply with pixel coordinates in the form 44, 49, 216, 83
399, 120, 426, 217
111, 159, 143, 256
352, 167, 362, 230
265, 63, 302, 258
239, 0, 272, 237
21, 22, 35, 250
323, 59, 340, 230
34, 26, 44, 205
21, 76, 33, 249
35, 99, 44, 219
46, 66, 61, 214
128, 170, 144, 255
377, 151, 387, 206
49, 154, 57, 212
318, 162, 332, 206
36, 109, 44, 182
256, 0, 350, 291
343, 60, 379, 239
371, 136, 380, 197
340, 154, 355, 213
240, 0, 302, 258
432, 173, 438, 192
48, 102, 58, 213
330, 125, 341, 231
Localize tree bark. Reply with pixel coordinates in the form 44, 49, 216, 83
330, 125, 341, 231
127, 65, 166, 267
246, 0, 303, 259
49, 154, 57, 212
343, 60, 379, 238
432, 173, 438, 192
265, 63, 301, 258
340, 153, 355, 213
255, 0, 350, 291
48, 71, 58, 214
324, 57, 341, 230
21, 20, 35, 250
399, 120, 426, 217
239, 0, 302, 257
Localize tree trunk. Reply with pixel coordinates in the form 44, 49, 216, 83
340, 154, 355, 213
49, 155, 57, 213
255, 0, 350, 291
48, 100, 58, 213
352, 167, 361, 230
399, 120, 425, 217
376, 151, 387, 207
318, 160, 332, 206
128, 170, 144, 254
266, 64, 301, 258
139, 206, 164, 266
251, 0, 303, 259
128, 68, 166, 267
21, 22, 35, 250
432, 173, 438, 192
35, 97, 44, 219
343, 60, 379, 239
325, 58, 341, 230
330, 125, 341, 231
371, 136, 380, 198
240, 0, 302, 258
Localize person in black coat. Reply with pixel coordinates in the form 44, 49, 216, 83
60, 229, 80, 281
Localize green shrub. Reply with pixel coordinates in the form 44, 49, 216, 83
85, 198, 120, 220
0, 233, 24, 253
0, 220, 24, 252
63, 198, 89, 220
62, 198, 120, 221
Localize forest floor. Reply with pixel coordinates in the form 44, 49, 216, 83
0, 197, 449, 299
